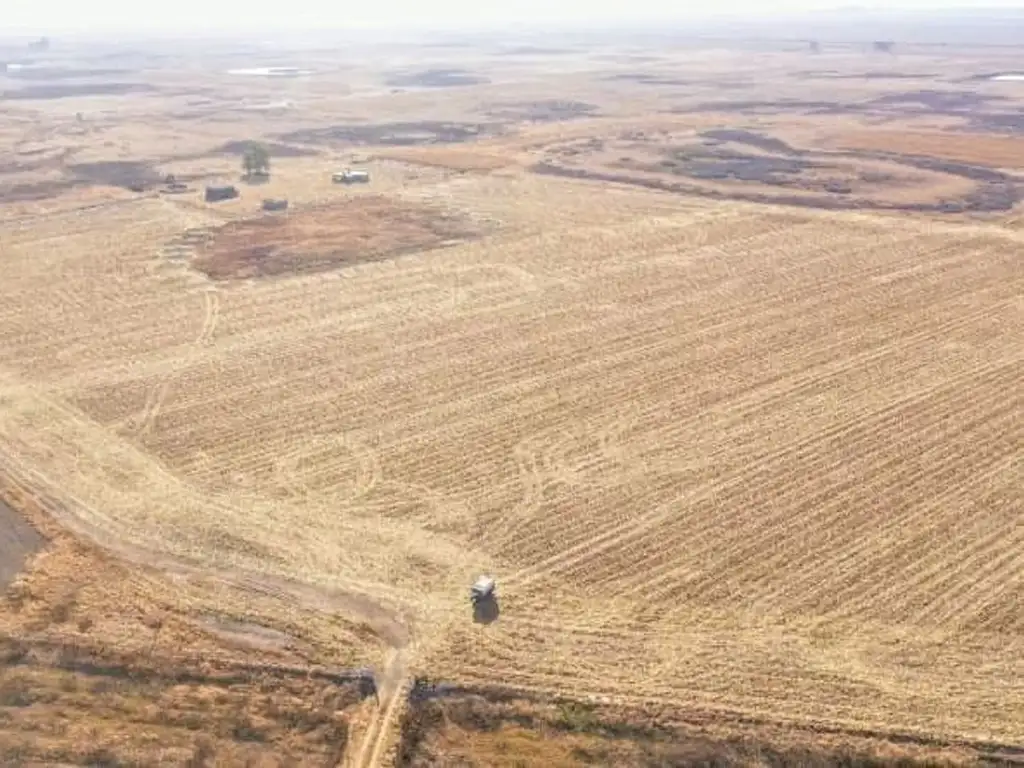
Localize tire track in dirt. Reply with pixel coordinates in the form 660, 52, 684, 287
475, 433, 549, 549
271, 430, 381, 504
503, 300, 1012, 597
609, 362, 1019, 613
756, 401, 1021, 619
126, 288, 218, 437
349, 647, 412, 768
0, 443, 411, 648
0, 389, 412, 647
486, 236, 967, 564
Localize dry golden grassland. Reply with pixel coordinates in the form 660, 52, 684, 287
1, 39, 1023, 766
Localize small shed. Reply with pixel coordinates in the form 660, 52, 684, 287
205, 185, 239, 203
262, 198, 289, 211
332, 169, 370, 184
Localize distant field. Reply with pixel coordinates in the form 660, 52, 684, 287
827, 129, 1024, 169
1, 33, 1023, 767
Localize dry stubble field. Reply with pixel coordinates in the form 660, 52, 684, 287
1, 34, 1023, 766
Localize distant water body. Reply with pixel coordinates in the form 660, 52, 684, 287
227, 67, 313, 77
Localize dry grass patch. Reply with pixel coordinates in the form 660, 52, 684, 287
0, 483, 372, 767
826, 130, 1024, 169
192, 196, 481, 281
397, 690, 982, 767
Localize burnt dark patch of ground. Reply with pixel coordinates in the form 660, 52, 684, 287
0, 179, 84, 202
191, 196, 483, 282
1, 82, 156, 100
869, 89, 1006, 112
278, 121, 501, 147
485, 100, 600, 122
215, 139, 319, 158
68, 160, 163, 191
646, 148, 816, 184
673, 99, 859, 115
3, 66, 137, 80
532, 154, 1019, 214
385, 68, 490, 88
0, 148, 75, 177
0, 501, 44, 591
397, 683, 1002, 767
966, 112, 1024, 134
700, 129, 799, 155
603, 72, 693, 85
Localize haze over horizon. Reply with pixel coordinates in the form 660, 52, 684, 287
4, 0, 1024, 36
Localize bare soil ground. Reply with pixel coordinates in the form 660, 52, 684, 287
1, 33, 1023, 767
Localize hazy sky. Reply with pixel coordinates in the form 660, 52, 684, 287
4, 0, 1023, 34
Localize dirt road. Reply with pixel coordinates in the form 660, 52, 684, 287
348, 646, 413, 768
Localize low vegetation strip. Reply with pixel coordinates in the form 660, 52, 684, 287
396, 683, 1006, 767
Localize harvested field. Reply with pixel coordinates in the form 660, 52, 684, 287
2, 31, 1024, 768
191, 196, 482, 281
2, 179, 1022, 757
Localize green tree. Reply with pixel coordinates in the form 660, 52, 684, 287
242, 142, 270, 178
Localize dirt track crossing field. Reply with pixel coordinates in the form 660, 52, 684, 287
1, 162, 1022, 760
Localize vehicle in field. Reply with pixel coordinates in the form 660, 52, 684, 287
470, 575, 496, 604
332, 169, 370, 184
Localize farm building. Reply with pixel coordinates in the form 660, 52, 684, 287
205, 185, 239, 202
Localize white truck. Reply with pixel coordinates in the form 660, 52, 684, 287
332, 169, 370, 184
470, 575, 496, 604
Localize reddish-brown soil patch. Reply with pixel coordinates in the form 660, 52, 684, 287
0, 499, 43, 590
193, 196, 480, 281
